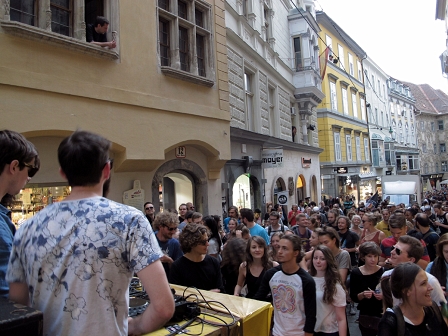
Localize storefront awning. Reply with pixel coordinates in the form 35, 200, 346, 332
358, 172, 377, 180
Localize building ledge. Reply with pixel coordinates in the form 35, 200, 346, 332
230, 128, 323, 154
0, 20, 119, 60
161, 66, 215, 87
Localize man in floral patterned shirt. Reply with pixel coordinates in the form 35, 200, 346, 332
7, 130, 174, 336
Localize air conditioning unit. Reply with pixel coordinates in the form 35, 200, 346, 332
291, 107, 297, 116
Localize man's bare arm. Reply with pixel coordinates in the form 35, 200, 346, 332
128, 260, 174, 335
9, 282, 29, 305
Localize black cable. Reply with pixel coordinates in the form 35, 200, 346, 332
166, 317, 200, 336
178, 287, 237, 336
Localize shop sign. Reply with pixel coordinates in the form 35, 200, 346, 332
385, 171, 392, 175
277, 191, 289, 205
302, 158, 311, 168
336, 167, 348, 174
262, 148, 283, 168
175, 146, 186, 158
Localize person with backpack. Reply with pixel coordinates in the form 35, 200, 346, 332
265, 211, 289, 238
415, 213, 440, 261
292, 213, 313, 253
378, 262, 448, 335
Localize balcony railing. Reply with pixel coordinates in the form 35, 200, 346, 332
295, 54, 318, 72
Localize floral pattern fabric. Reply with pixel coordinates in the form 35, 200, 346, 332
7, 197, 162, 336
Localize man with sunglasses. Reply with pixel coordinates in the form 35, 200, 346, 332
381, 235, 446, 307
0, 130, 39, 298
154, 212, 183, 278
144, 201, 155, 225
379, 213, 430, 269
6, 131, 174, 335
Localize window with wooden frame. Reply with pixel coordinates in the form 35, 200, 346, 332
159, 18, 170, 66
179, 26, 189, 72
4, 0, 119, 59
156, 0, 215, 87
50, 0, 72, 37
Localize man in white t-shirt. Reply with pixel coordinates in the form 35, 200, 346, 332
254, 235, 316, 336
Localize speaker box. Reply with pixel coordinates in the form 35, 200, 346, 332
0, 298, 43, 336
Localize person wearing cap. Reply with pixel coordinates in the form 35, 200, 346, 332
313, 206, 327, 224
386, 203, 396, 213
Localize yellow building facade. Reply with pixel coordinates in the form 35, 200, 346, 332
0, 0, 231, 218
316, 11, 374, 204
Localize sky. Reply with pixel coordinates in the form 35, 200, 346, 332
314, 0, 448, 92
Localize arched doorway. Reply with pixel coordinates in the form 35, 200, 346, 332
296, 174, 306, 202
152, 159, 208, 215
232, 174, 255, 210
162, 172, 194, 212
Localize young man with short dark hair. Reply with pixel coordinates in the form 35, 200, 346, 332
240, 208, 270, 245
254, 235, 316, 336
86, 16, 116, 49
7, 130, 174, 335
0, 130, 39, 298
379, 213, 430, 269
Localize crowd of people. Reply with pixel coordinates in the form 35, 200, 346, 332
1, 128, 448, 335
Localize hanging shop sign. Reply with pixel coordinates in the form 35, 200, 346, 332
277, 191, 289, 205
336, 167, 348, 174
302, 158, 312, 168
262, 148, 283, 168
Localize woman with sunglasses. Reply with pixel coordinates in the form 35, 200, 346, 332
359, 213, 385, 248
169, 223, 225, 292
309, 245, 347, 336
234, 236, 278, 298
378, 262, 448, 335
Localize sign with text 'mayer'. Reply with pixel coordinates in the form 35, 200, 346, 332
262, 148, 283, 168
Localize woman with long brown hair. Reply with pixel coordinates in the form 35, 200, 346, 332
309, 245, 347, 336
234, 236, 278, 298
426, 233, 448, 299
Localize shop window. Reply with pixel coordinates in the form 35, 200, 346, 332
157, 0, 214, 87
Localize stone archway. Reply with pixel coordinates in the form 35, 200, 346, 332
226, 162, 262, 213
296, 174, 306, 202
152, 159, 208, 215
